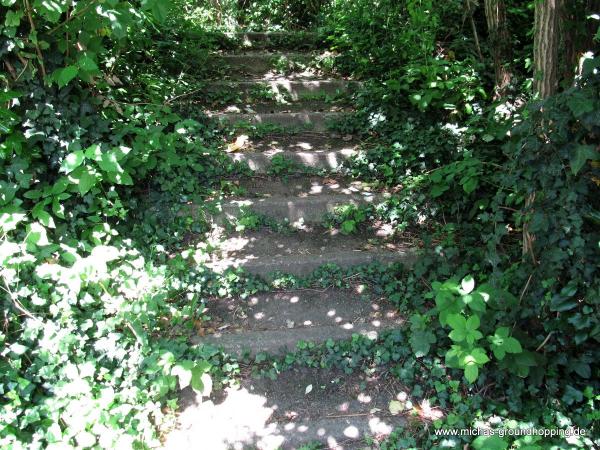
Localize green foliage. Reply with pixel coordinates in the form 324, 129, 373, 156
425, 276, 522, 384
266, 154, 317, 177
408, 313, 436, 358
324, 204, 368, 234
391, 58, 487, 115
228, 209, 293, 233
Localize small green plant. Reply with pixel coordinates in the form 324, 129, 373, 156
424, 276, 526, 384
429, 156, 483, 198
324, 204, 368, 234
267, 154, 313, 177
229, 208, 293, 233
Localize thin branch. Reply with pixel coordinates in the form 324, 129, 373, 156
164, 87, 206, 105
4, 60, 17, 81
1, 281, 42, 323
518, 273, 533, 304
15, 60, 29, 82
465, 0, 485, 62
23, 0, 46, 78
48, 1, 98, 35
535, 331, 554, 352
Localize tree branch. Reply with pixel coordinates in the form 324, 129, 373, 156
23, 0, 46, 78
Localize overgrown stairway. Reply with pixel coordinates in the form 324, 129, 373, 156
165, 31, 416, 450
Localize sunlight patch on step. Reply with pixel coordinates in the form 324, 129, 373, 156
165, 385, 400, 450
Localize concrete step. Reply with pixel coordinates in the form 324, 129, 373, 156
205, 79, 360, 102
210, 185, 387, 226
197, 289, 403, 355
234, 176, 376, 198
211, 100, 351, 114
211, 52, 315, 78
214, 111, 348, 132
165, 367, 406, 449
227, 133, 358, 172
202, 228, 416, 277
234, 31, 321, 50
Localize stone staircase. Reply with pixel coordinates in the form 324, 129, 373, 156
165, 31, 415, 450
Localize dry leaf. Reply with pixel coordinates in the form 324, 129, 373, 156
226, 134, 250, 153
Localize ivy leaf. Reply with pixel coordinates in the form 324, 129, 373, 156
569, 144, 598, 175
190, 363, 212, 396
409, 329, 436, 357
78, 169, 97, 195
25, 222, 50, 246
172, 361, 194, 389
0, 181, 18, 206
32, 206, 55, 229
0, 205, 26, 232
566, 92, 595, 118
561, 385, 583, 405
34, 0, 66, 22
60, 150, 85, 174
510, 351, 537, 377
98, 151, 123, 173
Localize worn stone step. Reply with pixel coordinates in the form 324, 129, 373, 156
211, 52, 315, 77
234, 31, 321, 50
214, 111, 348, 132
165, 367, 407, 449
202, 228, 415, 277
205, 79, 360, 101
197, 289, 403, 355
232, 148, 356, 172
211, 100, 351, 114
229, 133, 357, 172
234, 176, 376, 198
211, 187, 386, 225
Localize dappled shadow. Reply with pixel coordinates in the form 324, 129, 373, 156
204, 288, 403, 335
195, 287, 405, 358
163, 367, 439, 449
203, 228, 409, 276
231, 135, 358, 172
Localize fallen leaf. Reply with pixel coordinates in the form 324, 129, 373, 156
226, 134, 250, 153
305, 384, 313, 395
388, 400, 403, 415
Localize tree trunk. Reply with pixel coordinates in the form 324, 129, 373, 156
484, 0, 512, 97
534, 0, 561, 98
524, 1, 562, 263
